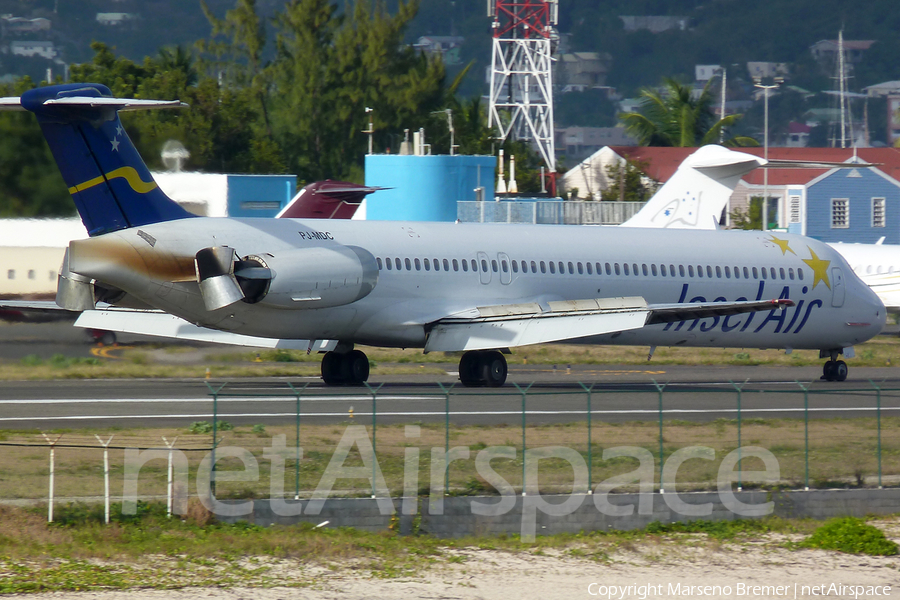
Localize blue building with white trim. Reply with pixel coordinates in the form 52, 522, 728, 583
786, 161, 900, 244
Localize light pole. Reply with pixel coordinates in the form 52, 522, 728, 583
753, 76, 783, 231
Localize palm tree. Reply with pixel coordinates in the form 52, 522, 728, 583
620, 78, 758, 147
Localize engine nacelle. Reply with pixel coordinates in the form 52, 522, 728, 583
239, 245, 378, 309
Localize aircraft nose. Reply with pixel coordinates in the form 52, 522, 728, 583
849, 283, 886, 341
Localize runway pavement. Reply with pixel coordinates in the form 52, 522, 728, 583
2, 321, 900, 429
2, 366, 900, 429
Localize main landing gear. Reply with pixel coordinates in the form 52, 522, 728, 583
820, 349, 848, 382
458, 350, 508, 387
321, 348, 370, 386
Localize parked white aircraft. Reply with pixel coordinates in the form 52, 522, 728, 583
0, 85, 885, 385
827, 241, 900, 313
634, 146, 900, 312
619, 145, 766, 230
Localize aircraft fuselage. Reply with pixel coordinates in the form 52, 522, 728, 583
68, 218, 885, 352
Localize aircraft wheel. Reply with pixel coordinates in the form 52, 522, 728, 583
345, 350, 370, 385
321, 351, 345, 385
459, 351, 483, 387
834, 360, 848, 382
822, 360, 836, 381
482, 350, 508, 387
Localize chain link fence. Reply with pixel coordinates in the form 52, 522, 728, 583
2, 380, 898, 520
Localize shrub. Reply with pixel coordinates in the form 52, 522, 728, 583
189, 421, 213, 434
800, 517, 898, 556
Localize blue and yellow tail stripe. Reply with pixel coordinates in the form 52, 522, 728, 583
68, 166, 159, 196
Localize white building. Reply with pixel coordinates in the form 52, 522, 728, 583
10, 41, 56, 59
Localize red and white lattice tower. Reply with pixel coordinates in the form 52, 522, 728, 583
488, 0, 558, 182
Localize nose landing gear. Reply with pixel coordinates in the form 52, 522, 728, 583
820, 349, 848, 382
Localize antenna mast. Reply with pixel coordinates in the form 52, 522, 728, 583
488, 0, 558, 193
839, 30, 847, 148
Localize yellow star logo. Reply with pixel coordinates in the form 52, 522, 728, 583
769, 235, 796, 256
802, 247, 831, 290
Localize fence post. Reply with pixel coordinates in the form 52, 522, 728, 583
364, 382, 386, 498
205, 382, 227, 495
162, 436, 178, 517
513, 382, 534, 495
796, 381, 811, 491
287, 382, 310, 499
579, 382, 595, 494
869, 380, 883, 489
95, 435, 114, 524
729, 380, 748, 491
437, 382, 456, 494
652, 380, 667, 493
41, 433, 62, 523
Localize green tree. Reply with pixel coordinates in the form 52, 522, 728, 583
0, 77, 72, 216
69, 42, 282, 174
620, 78, 758, 147
425, 63, 495, 156
600, 159, 656, 202
265, 0, 446, 182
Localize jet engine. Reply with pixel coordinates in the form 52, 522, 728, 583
194, 245, 377, 311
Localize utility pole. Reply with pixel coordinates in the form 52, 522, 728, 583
753, 76, 783, 231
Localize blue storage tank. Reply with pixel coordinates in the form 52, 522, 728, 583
364, 155, 495, 221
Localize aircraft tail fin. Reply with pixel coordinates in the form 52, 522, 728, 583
276, 180, 383, 219
0, 83, 194, 236
621, 145, 765, 230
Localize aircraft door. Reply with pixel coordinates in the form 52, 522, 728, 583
477, 251, 491, 284
498, 252, 512, 285
831, 267, 845, 307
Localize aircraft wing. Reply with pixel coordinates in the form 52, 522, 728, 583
424, 296, 794, 352
0, 299, 336, 350
74, 309, 337, 351
0, 299, 80, 323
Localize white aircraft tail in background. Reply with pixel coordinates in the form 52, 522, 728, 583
620, 145, 765, 229
624, 146, 900, 312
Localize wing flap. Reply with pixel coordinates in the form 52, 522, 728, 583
426, 297, 650, 352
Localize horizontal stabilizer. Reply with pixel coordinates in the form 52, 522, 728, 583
76, 309, 337, 351
0, 96, 186, 112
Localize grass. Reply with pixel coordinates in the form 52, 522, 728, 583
0, 502, 835, 592
1, 334, 900, 380
1, 416, 899, 501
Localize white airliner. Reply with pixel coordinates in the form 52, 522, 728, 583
826, 241, 900, 312
0, 84, 885, 385
635, 146, 900, 312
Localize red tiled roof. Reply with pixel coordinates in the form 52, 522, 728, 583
608, 146, 900, 186
787, 122, 811, 134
